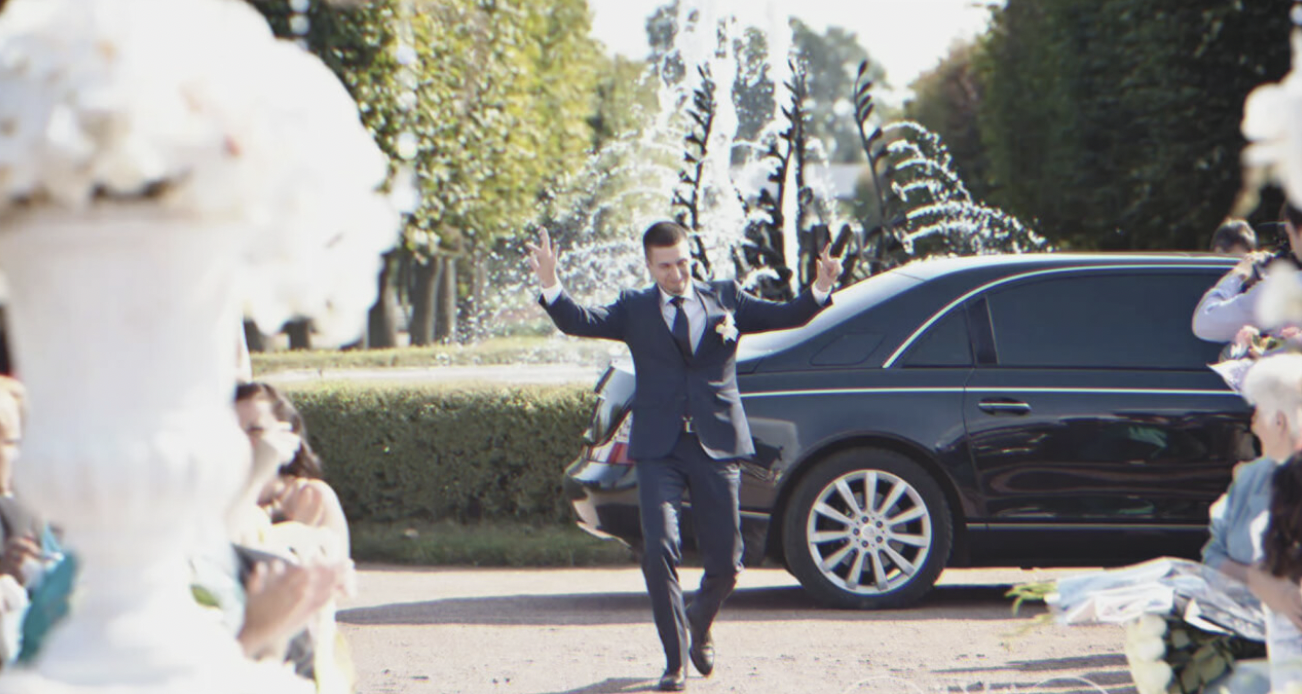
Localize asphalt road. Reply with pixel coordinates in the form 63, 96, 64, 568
339, 565, 1135, 694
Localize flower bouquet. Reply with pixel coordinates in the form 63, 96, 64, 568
1011, 558, 1267, 694
1211, 326, 1302, 393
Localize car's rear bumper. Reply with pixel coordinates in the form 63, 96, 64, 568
563, 455, 774, 565
563, 456, 639, 545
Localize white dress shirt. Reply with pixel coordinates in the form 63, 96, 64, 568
658, 286, 707, 352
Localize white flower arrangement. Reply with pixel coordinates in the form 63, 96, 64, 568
715, 311, 738, 343
1258, 261, 1302, 333
1124, 615, 1173, 694
1242, 28, 1302, 208
0, 0, 401, 343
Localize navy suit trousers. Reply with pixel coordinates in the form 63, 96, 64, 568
636, 432, 743, 671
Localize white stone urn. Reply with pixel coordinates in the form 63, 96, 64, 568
0, 0, 400, 690
0, 207, 312, 692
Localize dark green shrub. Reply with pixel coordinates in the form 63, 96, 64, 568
286, 381, 595, 525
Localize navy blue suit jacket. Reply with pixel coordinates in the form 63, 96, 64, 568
542, 279, 828, 461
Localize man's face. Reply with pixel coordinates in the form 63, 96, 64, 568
1252, 406, 1296, 461
646, 241, 693, 296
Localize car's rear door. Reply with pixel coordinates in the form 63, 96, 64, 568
959, 265, 1253, 563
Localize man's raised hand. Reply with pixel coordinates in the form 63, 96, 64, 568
813, 243, 844, 294
526, 228, 559, 289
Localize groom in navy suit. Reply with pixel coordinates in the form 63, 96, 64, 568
529, 221, 839, 690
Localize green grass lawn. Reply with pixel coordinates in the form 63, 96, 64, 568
251, 334, 627, 375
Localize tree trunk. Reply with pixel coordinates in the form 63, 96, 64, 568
285, 319, 312, 351
367, 253, 399, 349
470, 247, 486, 339
408, 257, 441, 347
434, 255, 457, 343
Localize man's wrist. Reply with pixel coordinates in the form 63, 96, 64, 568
540, 281, 563, 305
811, 282, 832, 304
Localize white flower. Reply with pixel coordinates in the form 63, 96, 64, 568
1122, 616, 1172, 694
716, 312, 738, 343
1256, 260, 1302, 330
0, 0, 401, 345
1129, 658, 1173, 694
1242, 31, 1302, 207
1124, 630, 1166, 663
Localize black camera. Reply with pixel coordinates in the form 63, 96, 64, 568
1245, 223, 1301, 290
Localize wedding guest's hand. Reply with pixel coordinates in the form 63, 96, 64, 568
238, 558, 338, 660
1232, 251, 1272, 280
525, 228, 559, 289
813, 243, 844, 294
281, 482, 327, 528
0, 535, 41, 586
1232, 325, 1262, 358
1248, 567, 1302, 631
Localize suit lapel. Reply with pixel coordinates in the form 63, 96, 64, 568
694, 281, 728, 359
643, 286, 688, 362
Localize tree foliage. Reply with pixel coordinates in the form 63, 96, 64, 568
905, 40, 990, 203
970, 0, 1292, 250
249, 0, 602, 254
645, 2, 883, 164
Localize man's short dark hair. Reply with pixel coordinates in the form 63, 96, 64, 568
1210, 219, 1257, 253
642, 221, 690, 257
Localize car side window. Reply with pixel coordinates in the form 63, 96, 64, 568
903, 309, 972, 367
984, 272, 1224, 370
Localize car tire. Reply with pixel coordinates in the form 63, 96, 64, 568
782, 448, 953, 609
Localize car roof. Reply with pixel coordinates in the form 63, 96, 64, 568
891, 251, 1236, 282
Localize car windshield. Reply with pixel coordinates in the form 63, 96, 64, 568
736, 270, 922, 361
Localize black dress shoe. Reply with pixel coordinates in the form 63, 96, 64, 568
687, 616, 714, 677
658, 667, 686, 691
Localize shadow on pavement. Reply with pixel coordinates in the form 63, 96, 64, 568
537, 677, 658, 694
339, 582, 1044, 627
928, 654, 1134, 694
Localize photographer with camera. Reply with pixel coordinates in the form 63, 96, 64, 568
1210, 219, 1259, 257
1194, 207, 1302, 344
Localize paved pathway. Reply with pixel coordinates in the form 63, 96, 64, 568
340, 565, 1135, 694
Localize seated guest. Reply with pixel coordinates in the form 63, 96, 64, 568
231, 382, 354, 693
1204, 354, 1302, 690
234, 382, 350, 562
1210, 218, 1259, 257
1193, 205, 1302, 343
0, 376, 69, 665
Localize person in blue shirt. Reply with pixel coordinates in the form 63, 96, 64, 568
1205, 354, 1302, 659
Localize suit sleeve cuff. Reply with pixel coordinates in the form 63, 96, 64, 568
540, 283, 564, 305
811, 285, 830, 305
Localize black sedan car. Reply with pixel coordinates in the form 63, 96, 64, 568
562, 253, 1255, 609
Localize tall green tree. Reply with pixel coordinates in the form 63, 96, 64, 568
790, 19, 879, 164
975, 0, 1292, 250
250, 0, 603, 343
906, 40, 990, 202
645, 3, 884, 164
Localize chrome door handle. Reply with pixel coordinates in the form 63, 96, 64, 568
978, 399, 1031, 415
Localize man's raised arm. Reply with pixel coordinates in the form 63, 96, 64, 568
527, 228, 627, 340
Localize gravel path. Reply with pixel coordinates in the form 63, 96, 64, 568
340, 565, 1134, 694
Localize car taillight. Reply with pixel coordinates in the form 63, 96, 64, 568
587, 413, 633, 466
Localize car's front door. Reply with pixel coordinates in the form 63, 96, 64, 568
959, 267, 1253, 562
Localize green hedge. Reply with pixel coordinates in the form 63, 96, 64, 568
285, 381, 596, 525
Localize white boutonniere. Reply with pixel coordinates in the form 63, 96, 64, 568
715, 312, 738, 343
